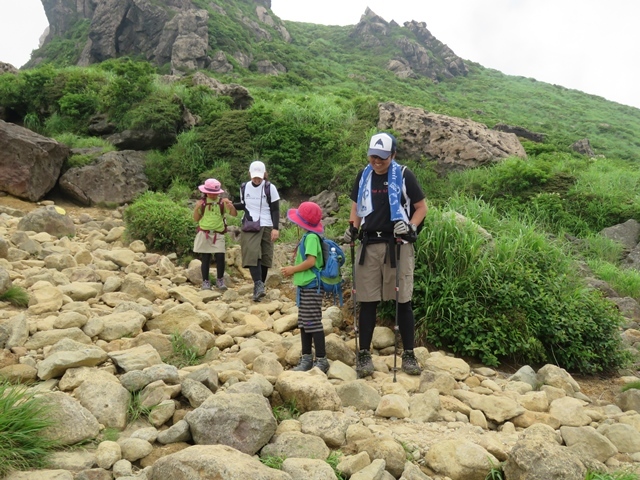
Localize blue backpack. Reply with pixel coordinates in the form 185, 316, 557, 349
299, 232, 346, 306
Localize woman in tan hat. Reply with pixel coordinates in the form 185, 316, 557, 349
193, 178, 237, 290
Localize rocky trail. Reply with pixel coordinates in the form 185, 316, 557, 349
1, 194, 640, 480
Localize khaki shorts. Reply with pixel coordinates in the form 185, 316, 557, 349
193, 230, 226, 254
354, 242, 415, 303
241, 227, 274, 267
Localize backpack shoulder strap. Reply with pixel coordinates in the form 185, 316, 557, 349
240, 182, 247, 204
264, 180, 272, 205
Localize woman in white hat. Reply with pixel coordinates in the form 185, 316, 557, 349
193, 178, 237, 290
234, 161, 281, 302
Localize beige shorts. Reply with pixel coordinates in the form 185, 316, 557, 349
354, 242, 415, 303
193, 230, 226, 254
241, 227, 274, 267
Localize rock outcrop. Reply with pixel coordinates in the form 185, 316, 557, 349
2, 200, 640, 480
377, 102, 527, 172
351, 9, 468, 81
37, 0, 291, 75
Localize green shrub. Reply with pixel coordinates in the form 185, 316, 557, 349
0, 382, 60, 477
122, 90, 183, 135
413, 201, 629, 374
123, 191, 194, 256
99, 58, 155, 126
145, 129, 210, 191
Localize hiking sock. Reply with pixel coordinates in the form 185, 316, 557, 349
214, 253, 225, 279
312, 331, 326, 358
261, 265, 269, 283
358, 301, 379, 351
397, 301, 416, 350
300, 329, 313, 355
201, 253, 212, 283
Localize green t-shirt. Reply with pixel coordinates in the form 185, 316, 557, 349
199, 198, 225, 232
293, 233, 324, 287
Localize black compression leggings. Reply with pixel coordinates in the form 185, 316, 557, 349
201, 253, 226, 281
300, 328, 326, 357
358, 300, 415, 351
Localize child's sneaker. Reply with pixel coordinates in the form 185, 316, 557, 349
356, 350, 374, 378
216, 278, 227, 291
401, 350, 421, 375
201, 279, 211, 290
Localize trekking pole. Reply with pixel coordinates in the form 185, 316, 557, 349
393, 237, 402, 383
350, 221, 359, 354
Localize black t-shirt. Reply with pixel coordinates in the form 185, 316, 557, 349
350, 166, 425, 233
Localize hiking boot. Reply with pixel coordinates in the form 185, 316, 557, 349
313, 356, 330, 373
201, 279, 211, 290
253, 280, 266, 302
356, 350, 374, 378
401, 350, 421, 375
216, 278, 228, 291
293, 354, 314, 371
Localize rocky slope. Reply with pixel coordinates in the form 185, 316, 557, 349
1, 197, 640, 480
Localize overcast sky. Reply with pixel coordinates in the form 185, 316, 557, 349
1, 0, 639, 109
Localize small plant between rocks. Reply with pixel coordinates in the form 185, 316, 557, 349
0, 285, 29, 307
0, 381, 60, 477
126, 391, 156, 424
164, 332, 202, 368
272, 399, 301, 423
585, 470, 640, 480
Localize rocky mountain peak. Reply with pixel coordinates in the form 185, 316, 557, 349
35, 0, 290, 75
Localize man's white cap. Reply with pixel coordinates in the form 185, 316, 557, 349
367, 133, 396, 159
249, 160, 266, 179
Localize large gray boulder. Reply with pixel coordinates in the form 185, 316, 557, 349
377, 102, 526, 173
17, 206, 76, 238
58, 150, 148, 206
0, 120, 69, 201
185, 392, 277, 455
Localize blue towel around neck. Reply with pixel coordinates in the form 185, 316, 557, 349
356, 160, 409, 223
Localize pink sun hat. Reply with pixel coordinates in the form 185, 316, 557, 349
198, 178, 224, 194
287, 202, 324, 234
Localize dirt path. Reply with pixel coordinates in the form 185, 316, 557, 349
0, 193, 116, 219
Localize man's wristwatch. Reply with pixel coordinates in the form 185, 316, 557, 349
409, 223, 417, 232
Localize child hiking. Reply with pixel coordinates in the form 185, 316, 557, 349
193, 178, 237, 290
281, 202, 329, 373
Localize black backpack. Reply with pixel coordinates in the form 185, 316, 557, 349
240, 180, 272, 205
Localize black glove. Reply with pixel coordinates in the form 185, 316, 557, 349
403, 223, 418, 243
344, 225, 359, 244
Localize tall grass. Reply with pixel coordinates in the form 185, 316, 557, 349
413, 199, 629, 373
0, 382, 60, 477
